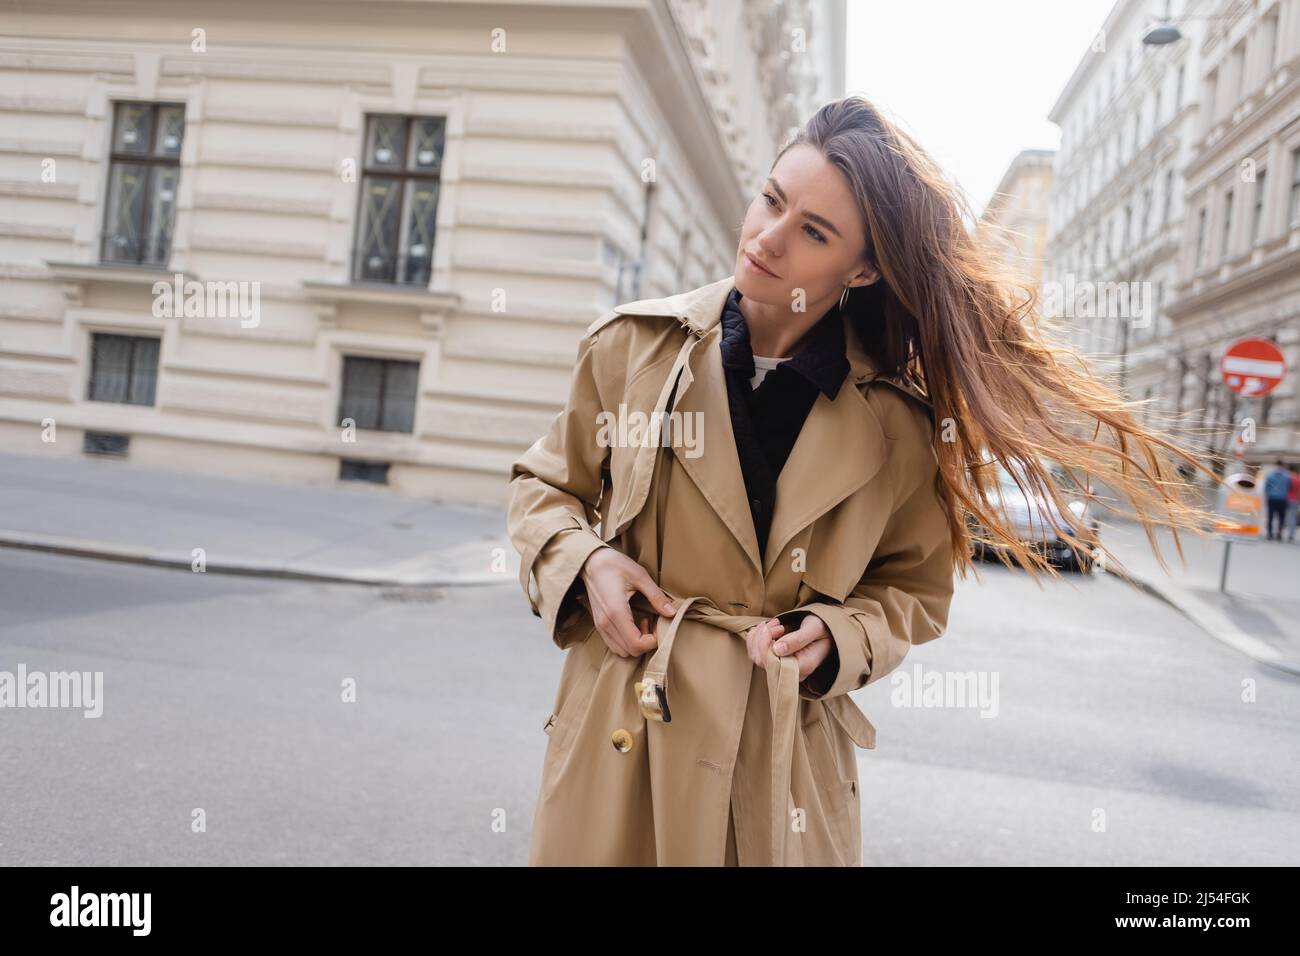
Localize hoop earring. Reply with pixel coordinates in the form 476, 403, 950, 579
838, 285, 851, 312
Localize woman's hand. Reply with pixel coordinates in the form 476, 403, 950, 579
745, 615, 832, 681
579, 547, 678, 658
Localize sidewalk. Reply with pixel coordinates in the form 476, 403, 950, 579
0, 451, 517, 587
1096, 513, 1300, 677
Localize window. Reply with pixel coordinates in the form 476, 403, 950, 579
1252, 170, 1267, 243
1291, 148, 1300, 226
1174, 355, 1187, 413
1221, 190, 1234, 259
352, 114, 446, 286
338, 355, 419, 433
1195, 206, 1208, 267
100, 102, 185, 265
340, 459, 390, 484
1153, 280, 1164, 338
1153, 87, 1162, 132
1123, 204, 1132, 252
1198, 353, 1214, 428
1162, 168, 1175, 225
1140, 184, 1152, 240
83, 431, 130, 457
1228, 43, 1245, 108
1262, 13, 1280, 73
1176, 64, 1185, 111
86, 333, 160, 405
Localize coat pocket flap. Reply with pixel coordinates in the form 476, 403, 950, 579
823, 694, 876, 750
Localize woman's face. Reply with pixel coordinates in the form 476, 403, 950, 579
734, 143, 876, 310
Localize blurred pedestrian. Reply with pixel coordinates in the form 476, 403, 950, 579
1286, 463, 1299, 543
1263, 459, 1291, 540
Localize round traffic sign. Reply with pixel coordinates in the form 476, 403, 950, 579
1220, 338, 1286, 396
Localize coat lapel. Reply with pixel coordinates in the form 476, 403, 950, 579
762, 355, 887, 576
611, 276, 761, 573
669, 326, 764, 574
760, 311, 891, 576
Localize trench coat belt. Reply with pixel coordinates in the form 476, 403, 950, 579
631, 593, 807, 867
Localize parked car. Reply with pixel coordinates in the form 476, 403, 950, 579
968, 459, 1099, 573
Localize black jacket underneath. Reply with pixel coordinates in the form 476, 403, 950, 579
718, 286, 850, 695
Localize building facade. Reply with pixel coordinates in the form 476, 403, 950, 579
1046, 0, 1300, 474
1046, 0, 1216, 421
981, 148, 1055, 290
0, 0, 845, 505
1162, 0, 1300, 467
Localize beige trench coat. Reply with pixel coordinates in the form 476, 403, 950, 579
507, 274, 955, 866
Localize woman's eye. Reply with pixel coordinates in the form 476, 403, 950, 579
763, 192, 824, 242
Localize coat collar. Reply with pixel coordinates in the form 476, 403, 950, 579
719, 287, 849, 400
612, 274, 886, 388
611, 275, 921, 577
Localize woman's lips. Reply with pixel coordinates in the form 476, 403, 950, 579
744, 252, 777, 278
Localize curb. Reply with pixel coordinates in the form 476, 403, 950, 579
0, 530, 515, 589
1096, 549, 1300, 678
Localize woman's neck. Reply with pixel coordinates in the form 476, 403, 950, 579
741, 301, 824, 358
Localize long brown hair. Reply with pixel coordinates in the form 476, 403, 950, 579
780, 94, 1225, 583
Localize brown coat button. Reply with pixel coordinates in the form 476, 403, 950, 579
611, 729, 633, 752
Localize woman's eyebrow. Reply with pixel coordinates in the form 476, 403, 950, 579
767, 177, 843, 238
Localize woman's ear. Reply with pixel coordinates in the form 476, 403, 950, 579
849, 265, 880, 288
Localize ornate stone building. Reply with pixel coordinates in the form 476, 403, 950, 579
1162, 0, 1300, 467
1046, 0, 1299, 474
1046, 0, 1218, 417
981, 149, 1055, 290
0, 0, 845, 504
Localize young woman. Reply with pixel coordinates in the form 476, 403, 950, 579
507, 95, 1219, 866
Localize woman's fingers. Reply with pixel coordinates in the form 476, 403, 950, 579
771, 614, 827, 656
611, 603, 650, 656
792, 637, 831, 681
632, 568, 677, 617
584, 555, 670, 657
591, 597, 634, 656
747, 619, 783, 668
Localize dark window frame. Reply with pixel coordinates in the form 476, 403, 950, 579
1290, 147, 1300, 226
1220, 189, 1234, 260
337, 354, 420, 434
100, 101, 186, 266
1252, 168, 1267, 243
350, 113, 446, 287
86, 332, 161, 406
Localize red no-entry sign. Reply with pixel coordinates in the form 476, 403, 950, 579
1221, 338, 1286, 396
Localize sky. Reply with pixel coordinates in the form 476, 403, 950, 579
844, 0, 1120, 217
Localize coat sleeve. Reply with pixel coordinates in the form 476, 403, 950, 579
506, 328, 613, 649
779, 444, 955, 702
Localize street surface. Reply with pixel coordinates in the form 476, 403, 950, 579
3, 544, 1295, 865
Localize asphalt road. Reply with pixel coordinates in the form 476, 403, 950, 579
1, 548, 1296, 865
